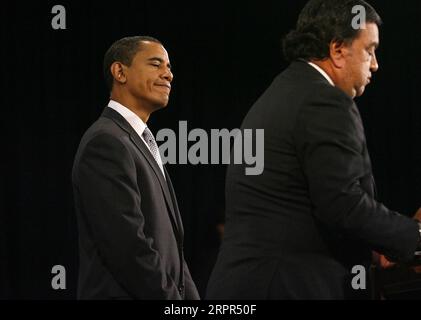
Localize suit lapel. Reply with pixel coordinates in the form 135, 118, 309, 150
129, 133, 182, 238
164, 166, 184, 236
101, 108, 182, 238
350, 103, 378, 199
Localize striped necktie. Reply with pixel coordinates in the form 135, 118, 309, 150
142, 127, 165, 178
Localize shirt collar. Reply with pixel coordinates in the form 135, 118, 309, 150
107, 100, 147, 138
307, 62, 335, 86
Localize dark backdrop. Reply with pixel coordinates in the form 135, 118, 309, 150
1, 0, 420, 299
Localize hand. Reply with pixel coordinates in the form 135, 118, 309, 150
373, 251, 396, 269
414, 207, 421, 222
378, 254, 396, 269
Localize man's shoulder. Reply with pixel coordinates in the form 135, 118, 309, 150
84, 113, 128, 140
282, 64, 353, 109
75, 114, 131, 157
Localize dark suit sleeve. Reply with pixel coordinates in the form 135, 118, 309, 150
293, 89, 419, 262
183, 259, 200, 299
74, 133, 181, 299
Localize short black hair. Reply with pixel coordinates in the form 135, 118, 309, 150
103, 36, 162, 91
283, 0, 382, 62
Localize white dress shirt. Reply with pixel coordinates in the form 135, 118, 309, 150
107, 100, 165, 178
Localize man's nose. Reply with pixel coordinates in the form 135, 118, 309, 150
162, 68, 173, 82
371, 53, 379, 72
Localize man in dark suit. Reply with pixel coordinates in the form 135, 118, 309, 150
206, 0, 421, 299
72, 36, 199, 299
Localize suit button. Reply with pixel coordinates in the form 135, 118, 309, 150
178, 285, 185, 297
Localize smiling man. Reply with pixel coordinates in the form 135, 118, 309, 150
72, 36, 199, 300
206, 0, 421, 300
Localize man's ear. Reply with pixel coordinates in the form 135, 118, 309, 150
110, 62, 127, 84
329, 40, 348, 69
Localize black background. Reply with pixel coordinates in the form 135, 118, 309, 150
1, 0, 420, 299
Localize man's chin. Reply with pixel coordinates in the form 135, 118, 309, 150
355, 86, 366, 98
152, 99, 169, 111
160, 99, 170, 108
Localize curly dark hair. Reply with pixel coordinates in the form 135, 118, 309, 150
283, 0, 382, 62
103, 36, 162, 91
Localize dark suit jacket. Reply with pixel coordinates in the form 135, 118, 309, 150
72, 107, 199, 300
206, 61, 419, 300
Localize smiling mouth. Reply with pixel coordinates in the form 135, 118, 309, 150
155, 84, 171, 91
